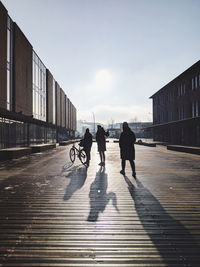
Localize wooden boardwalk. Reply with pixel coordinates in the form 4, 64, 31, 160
0, 141, 200, 266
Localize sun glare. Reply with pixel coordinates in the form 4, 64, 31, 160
93, 69, 113, 91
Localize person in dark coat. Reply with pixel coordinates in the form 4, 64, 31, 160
119, 122, 136, 178
82, 128, 93, 166
96, 125, 109, 166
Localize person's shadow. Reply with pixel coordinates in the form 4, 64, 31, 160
63, 166, 87, 200
87, 167, 119, 222
124, 176, 200, 265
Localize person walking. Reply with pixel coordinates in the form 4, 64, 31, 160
96, 125, 109, 166
119, 122, 136, 178
82, 128, 93, 167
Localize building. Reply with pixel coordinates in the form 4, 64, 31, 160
150, 60, 200, 146
128, 122, 153, 138
77, 120, 104, 138
0, 2, 77, 149
107, 122, 153, 139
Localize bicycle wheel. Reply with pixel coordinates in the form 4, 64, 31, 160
79, 149, 87, 165
69, 147, 76, 163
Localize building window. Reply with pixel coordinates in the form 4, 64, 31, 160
192, 102, 195, 117
178, 106, 184, 120
196, 101, 199, 117
183, 83, 186, 95
177, 83, 185, 96
160, 96, 163, 105
0, 117, 28, 148
199, 74, 200, 87
192, 78, 194, 90
168, 111, 173, 121
7, 16, 13, 111
195, 76, 198, 88
160, 111, 164, 123
32, 51, 46, 121
192, 101, 199, 117
192, 75, 199, 90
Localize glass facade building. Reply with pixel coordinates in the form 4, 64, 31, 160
0, 116, 56, 149
0, 1, 77, 150
0, 117, 27, 149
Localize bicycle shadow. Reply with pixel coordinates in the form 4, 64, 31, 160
62, 144, 86, 172
124, 175, 200, 265
87, 166, 119, 222
63, 166, 87, 200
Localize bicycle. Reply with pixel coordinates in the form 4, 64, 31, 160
69, 143, 87, 165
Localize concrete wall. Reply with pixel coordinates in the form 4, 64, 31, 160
14, 23, 32, 116
0, 3, 8, 109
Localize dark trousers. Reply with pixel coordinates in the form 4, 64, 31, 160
84, 148, 91, 163
121, 159, 135, 173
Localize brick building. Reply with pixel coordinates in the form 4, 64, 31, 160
150, 60, 200, 146
0, 2, 77, 148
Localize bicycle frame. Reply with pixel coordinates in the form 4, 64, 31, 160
69, 144, 87, 165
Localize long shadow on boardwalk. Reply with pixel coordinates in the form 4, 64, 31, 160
124, 176, 200, 266
87, 167, 119, 222
63, 166, 87, 200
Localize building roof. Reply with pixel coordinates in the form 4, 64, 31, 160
149, 60, 200, 99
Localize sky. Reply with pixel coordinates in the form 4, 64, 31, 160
1, 0, 200, 124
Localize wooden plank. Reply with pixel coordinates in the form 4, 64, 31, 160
0, 143, 200, 266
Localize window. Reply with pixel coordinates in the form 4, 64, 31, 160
160, 96, 163, 105
196, 101, 199, 117
192, 101, 199, 117
168, 111, 173, 121
191, 75, 199, 90
178, 106, 184, 120
195, 76, 198, 88
177, 83, 186, 96
32, 51, 46, 121
7, 16, 13, 111
160, 111, 164, 123
192, 78, 194, 90
183, 83, 186, 95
